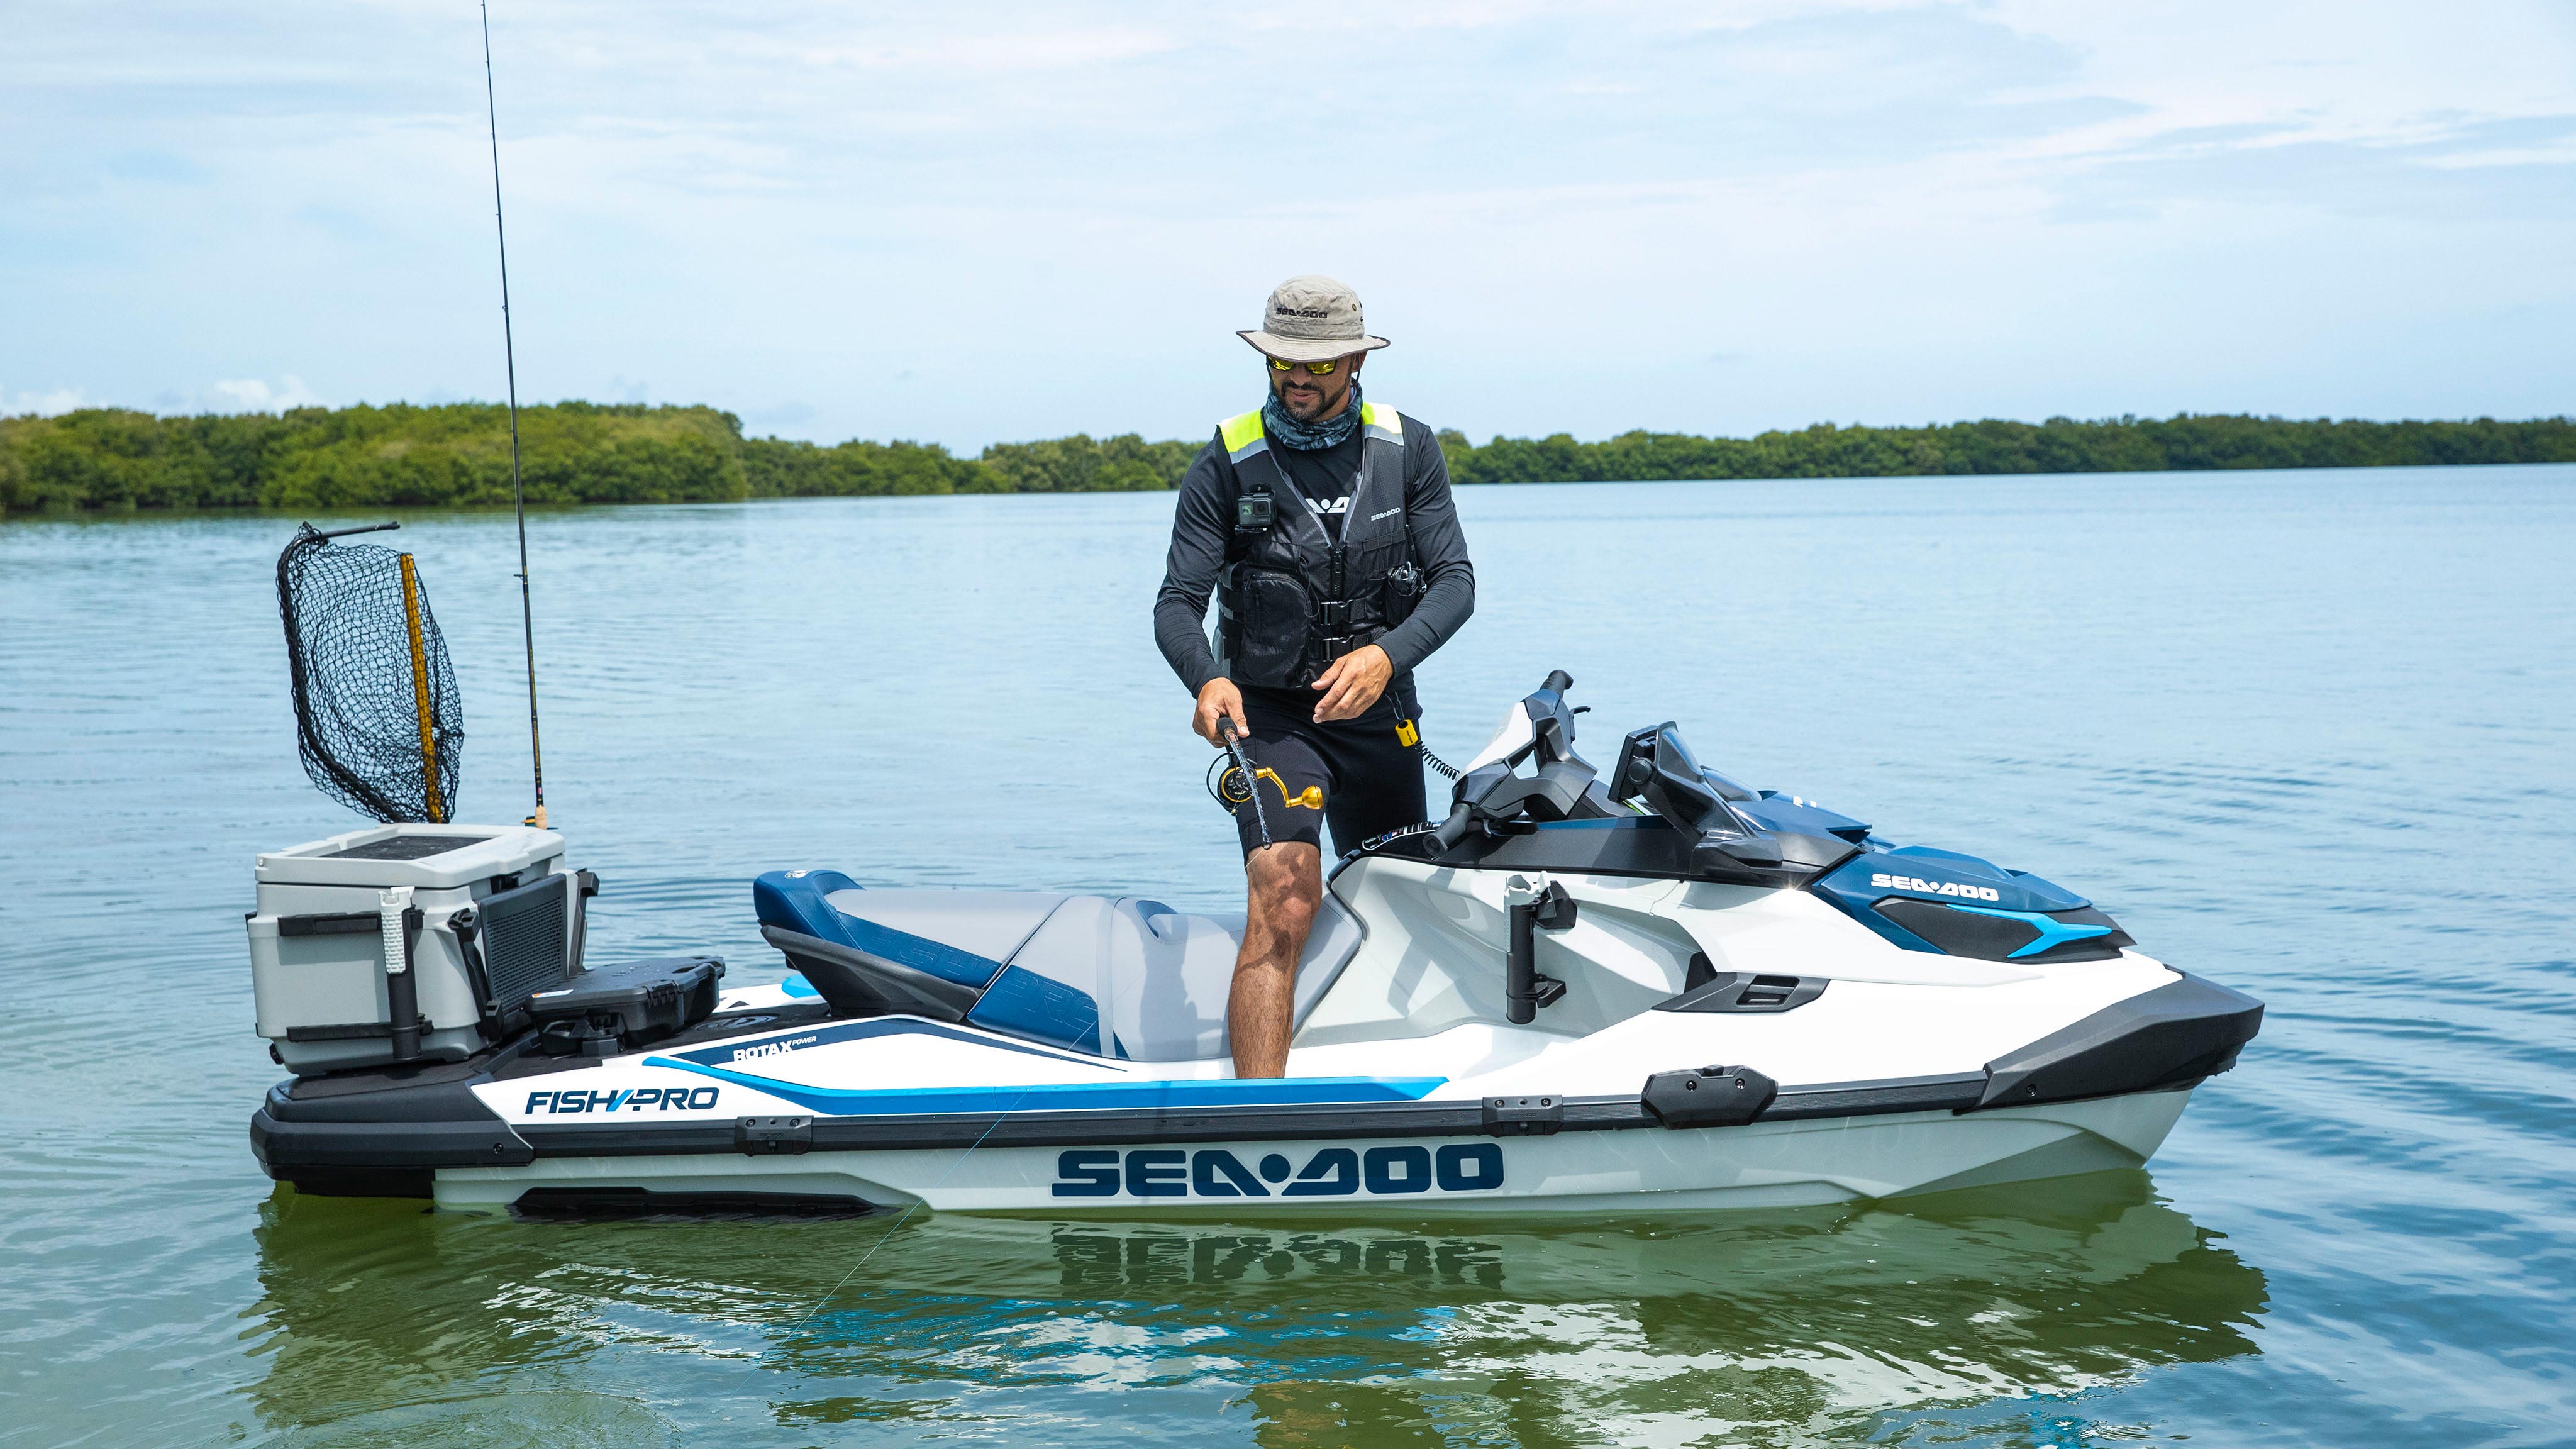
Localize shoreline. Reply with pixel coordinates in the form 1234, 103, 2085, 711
5, 401, 2570, 516
6, 457, 2568, 525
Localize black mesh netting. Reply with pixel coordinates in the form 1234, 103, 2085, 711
277, 524, 465, 822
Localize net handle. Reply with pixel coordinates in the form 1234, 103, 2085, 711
397, 553, 447, 824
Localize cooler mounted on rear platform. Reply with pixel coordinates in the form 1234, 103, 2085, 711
247, 824, 591, 1074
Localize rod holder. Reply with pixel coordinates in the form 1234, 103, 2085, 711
1504, 876, 1576, 1024
379, 889, 424, 1062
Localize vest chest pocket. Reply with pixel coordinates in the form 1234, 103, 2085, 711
1227, 565, 1315, 689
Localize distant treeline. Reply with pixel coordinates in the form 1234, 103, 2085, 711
4, 401, 2569, 514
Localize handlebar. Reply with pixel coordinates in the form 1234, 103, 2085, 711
1430, 802, 1478, 851
1541, 670, 1573, 693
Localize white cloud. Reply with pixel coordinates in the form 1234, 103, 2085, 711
207, 375, 323, 413
1, 386, 92, 417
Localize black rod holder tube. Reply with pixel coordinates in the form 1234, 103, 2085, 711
1507, 902, 1538, 1025
389, 906, 424, 1060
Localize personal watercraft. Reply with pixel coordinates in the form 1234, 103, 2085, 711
247, 671, 2262, 1217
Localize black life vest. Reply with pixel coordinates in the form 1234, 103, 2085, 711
1212, 401, 1424, 689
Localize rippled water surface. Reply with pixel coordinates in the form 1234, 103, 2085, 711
4, 466, 2571, 1446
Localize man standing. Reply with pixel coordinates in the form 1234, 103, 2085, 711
1153, 275, 1477, 1078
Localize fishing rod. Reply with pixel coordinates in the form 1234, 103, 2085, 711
1218, 718, 1272, 848
480, 1, 547, 830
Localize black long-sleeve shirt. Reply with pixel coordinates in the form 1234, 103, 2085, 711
1154, 412, 1475, 697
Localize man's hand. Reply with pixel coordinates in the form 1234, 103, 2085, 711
1195, 677, 1250, 746
1310, 644, 1392, 723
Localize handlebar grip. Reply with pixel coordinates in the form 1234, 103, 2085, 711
1430, 804, 1477, 852
1541, 670, 1574, 694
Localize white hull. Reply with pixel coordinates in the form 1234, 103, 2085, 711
430, 1089, 2191, 1216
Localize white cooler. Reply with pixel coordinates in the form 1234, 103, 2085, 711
247, 823, 589, 1074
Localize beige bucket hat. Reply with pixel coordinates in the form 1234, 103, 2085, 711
1238, 274, 1391, 363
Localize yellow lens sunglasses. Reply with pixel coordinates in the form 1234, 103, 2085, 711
1269, 357, 1340, 375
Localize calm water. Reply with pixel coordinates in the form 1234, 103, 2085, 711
3, 466, 2571, 1446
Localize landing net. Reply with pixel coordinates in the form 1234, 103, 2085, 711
276, 524, 464, 822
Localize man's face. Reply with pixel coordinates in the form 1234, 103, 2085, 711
1268, 353, 1363, 423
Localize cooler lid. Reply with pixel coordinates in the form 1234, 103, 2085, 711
257, 823, 565, 889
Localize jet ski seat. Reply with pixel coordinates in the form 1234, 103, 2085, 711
752, 870, 1363, 1062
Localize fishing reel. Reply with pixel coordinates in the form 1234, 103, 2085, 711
1207, 752, 1257, 811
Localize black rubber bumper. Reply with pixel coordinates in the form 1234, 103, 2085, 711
250, 1108, 536, 1171
1976, 973, 2263, 1110
251, 1076, 535, 1196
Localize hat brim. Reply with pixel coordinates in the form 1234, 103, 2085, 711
1239, 330, 1390, 363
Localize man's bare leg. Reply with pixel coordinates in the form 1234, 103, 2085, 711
1229, 841, 1321, 1078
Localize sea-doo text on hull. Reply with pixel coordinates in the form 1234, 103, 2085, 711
247, 672, 2261, 1217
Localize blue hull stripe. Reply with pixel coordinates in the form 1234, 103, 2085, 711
640, 1057, 1448, 1116
666, 1016, 1116, 1071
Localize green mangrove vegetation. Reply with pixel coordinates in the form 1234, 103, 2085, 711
3, 401, 2568, 514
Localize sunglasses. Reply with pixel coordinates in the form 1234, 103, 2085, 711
1269, 357, 1340, 375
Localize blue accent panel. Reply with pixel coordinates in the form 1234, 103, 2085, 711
966, 965, 1102, 1055
750, 869, 1006, 989
1948, 904, 2118, 958
778, 974, 819, 999
1811, 847, 2093, 954
668, 1016, 1116, 1070
1532, 816, 1655, 831
753, 870, 862, 944
1880, 847, 2089, 911
635, 1057, 1447, 1118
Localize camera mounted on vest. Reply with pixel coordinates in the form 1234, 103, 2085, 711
1235, 488, 1275, 534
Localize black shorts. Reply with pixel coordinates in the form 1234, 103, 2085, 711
1224, 682, 1428, 858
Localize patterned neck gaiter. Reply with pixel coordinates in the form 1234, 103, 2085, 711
1262, 380, 1364, 452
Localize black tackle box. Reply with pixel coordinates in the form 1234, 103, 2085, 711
526, 955, 725, 1048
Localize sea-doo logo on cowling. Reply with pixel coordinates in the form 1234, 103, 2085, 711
1870, 873, 2002, 902
524, 1087, 718, 1114
1053, 1144, 1504, 1199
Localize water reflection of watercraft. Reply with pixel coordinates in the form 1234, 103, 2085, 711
249, 673, 2263, 1220
246, 1170, 2264, 1441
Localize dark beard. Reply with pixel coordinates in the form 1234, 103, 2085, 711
1274, 377, 1340, 423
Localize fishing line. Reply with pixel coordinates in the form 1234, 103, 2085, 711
787, 1085, 1037, 1331
480, 1, 547, 829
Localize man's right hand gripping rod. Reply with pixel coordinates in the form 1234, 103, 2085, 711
1219, 716, 1272, 850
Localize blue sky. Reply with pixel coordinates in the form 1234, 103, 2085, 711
4, 1, 2570, 448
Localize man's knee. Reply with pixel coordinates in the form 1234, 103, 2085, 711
1246, 844, 1321, 933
